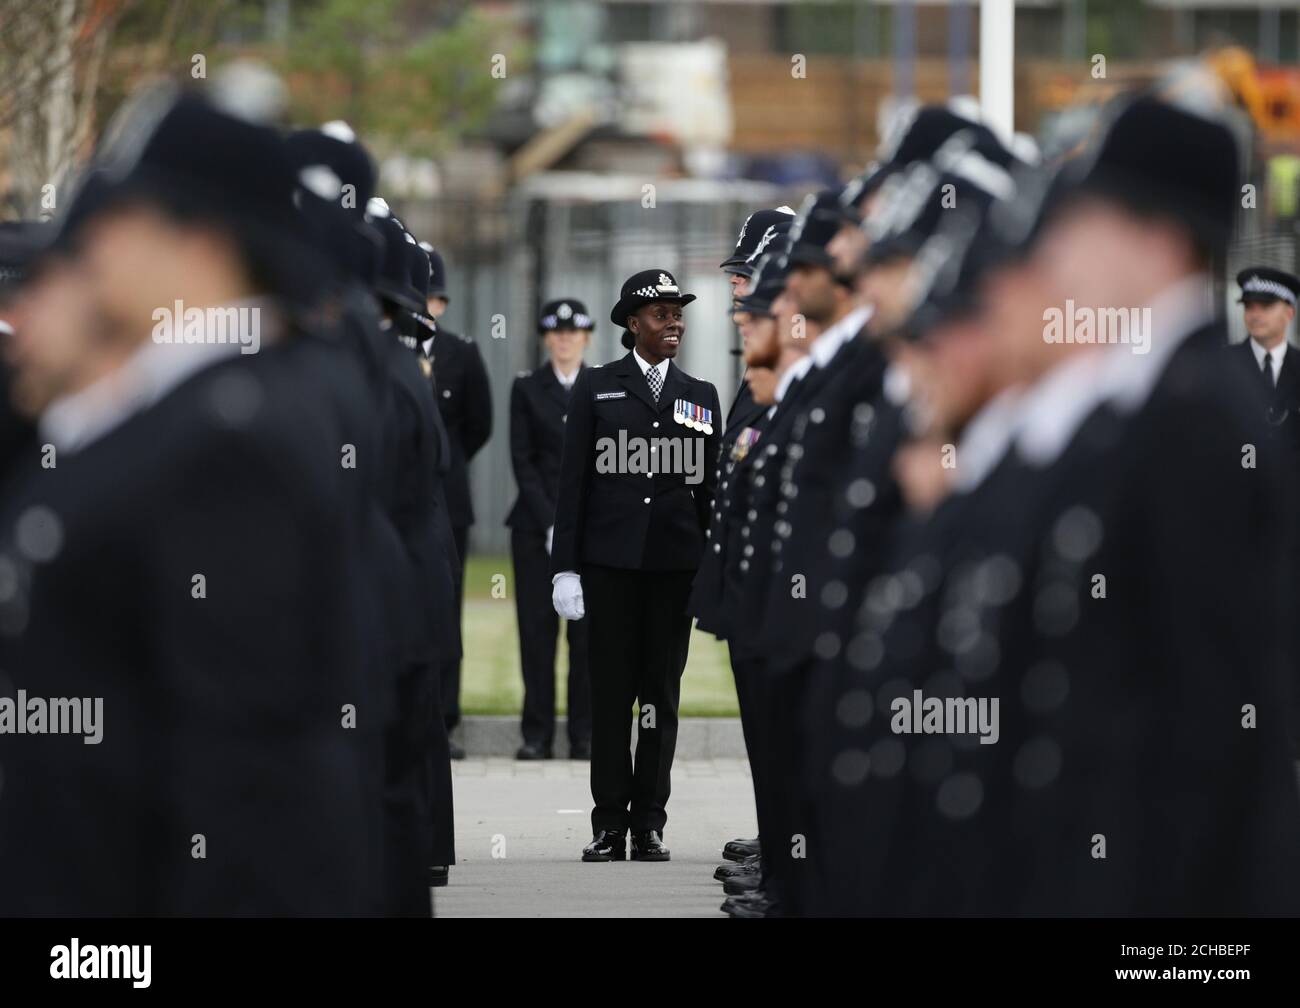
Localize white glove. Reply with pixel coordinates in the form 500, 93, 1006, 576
552, 571, 584, 620
545, 525, 554, 555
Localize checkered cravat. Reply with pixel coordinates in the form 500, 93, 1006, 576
645, 363, 663, 403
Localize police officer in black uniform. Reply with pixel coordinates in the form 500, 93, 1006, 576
1232, 266, 1300, 429
551, 269, 720, 863
506, 298, 593, 760
0, 85, 375, 915
421, 244, 492, 753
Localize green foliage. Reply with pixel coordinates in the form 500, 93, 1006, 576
105, 0, 523, 155
280, 0, 521, 156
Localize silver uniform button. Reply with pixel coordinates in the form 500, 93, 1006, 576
643, 497, 651, 504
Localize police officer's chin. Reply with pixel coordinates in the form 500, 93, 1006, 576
658, 332, 681, 356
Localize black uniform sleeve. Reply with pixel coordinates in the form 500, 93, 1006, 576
459, 340, 493, 461
510, 376, 555, 530
551, 367, 596, 575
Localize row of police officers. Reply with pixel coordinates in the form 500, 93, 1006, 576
4, 63, 1300, 917
625, 79, 1300, 916
0, 74, 500, 914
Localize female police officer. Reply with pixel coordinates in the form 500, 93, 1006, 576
551, 269, 721, 862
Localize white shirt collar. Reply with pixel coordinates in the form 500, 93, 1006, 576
1094, 272, 1214, 414
1013, 348, 1111, 468
552, 363, 580, 388
1248, 336, 1287, 377
951, 386, 1025, 492
631, 347, 669, 382
810, 304, 872, 369
40, 298, 277, 454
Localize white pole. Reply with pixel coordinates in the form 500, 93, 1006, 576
979, 0, 1016, 142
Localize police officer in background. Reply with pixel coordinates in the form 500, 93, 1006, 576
420, 243, 492, 755
506, 299, 593, 760
1233, 266, 1300, 428
552, 269, 720, 863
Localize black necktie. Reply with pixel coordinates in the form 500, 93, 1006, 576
1262, 352, 1274, 389
645, 365, 663, 403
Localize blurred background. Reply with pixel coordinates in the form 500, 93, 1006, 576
3, 0, 1299, 713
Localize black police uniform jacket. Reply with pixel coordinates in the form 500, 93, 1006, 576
688, 376, 768, 637
0, 339, 372, 916
428, 326, 492, 529
506, 363, 586, 532
1230, 338, 1300, 455
551, 352, 720, 574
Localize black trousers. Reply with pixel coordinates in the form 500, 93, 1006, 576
730, 649, 767, 852
511, 528, 591, 750
440, 524, 468, 731
583, 563, 694, 834
751, 665, 812, 916
427, 659, 457, 868
385, 659, 435, 916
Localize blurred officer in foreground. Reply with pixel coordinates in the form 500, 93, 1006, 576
552, 269, 720, 863
0, 82, 374, 915
822, 89, 1300, 916
506, 298, 593, 760
419, 244, 491, 756
366, 204, 460, 895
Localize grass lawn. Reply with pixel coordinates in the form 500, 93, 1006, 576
460, 554, 739, 717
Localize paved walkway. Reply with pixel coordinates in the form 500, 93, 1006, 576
435, 758, 756, 918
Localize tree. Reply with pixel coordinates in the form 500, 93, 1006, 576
0, 0, 127, 216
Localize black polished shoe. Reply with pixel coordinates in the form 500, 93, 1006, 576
569, 740, 591, 760
448, 741, 466, 761
723, 837, 760, 861
515, 742, 552, 760
722, 871, 763, 895
581, 830, 627, 862
714, 856, 760, 881
429, 865, 449, 888
630, 830, 670, 862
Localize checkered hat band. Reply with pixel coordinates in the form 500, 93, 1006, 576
1245, 278, 1297, 304
542, 313, 592, 329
